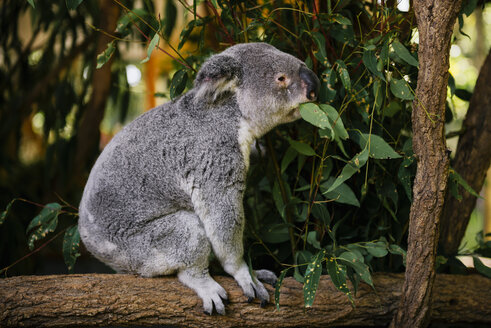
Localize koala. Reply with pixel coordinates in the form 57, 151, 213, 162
78, 43, 319, 315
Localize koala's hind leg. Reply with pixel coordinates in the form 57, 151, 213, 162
136, 210, 228, 315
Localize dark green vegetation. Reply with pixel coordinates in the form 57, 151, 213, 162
0, 0, 489, 311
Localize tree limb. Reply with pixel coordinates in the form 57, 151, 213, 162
1, 273, 490, 327
440, 49, 491, 256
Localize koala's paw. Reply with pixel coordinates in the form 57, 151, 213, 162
255, 269, 278, 287
232, 264, 270, 306
199, 281, 228, 315
178, 270, 228, 315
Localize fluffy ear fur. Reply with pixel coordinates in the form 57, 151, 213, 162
194, 55, 243, 104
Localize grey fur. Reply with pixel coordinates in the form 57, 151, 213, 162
78, 43, 319, 315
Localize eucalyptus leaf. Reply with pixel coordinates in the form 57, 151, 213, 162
319, 104, 348, 140
335, 60, 351, 92
326, 257, 353, 304
300, 103, 330, 129
473, 256, 491, 279
321, 177, 360, 207
354, 133, 401, 159
392, 40, 419, 67
281, 147, 297, 173
390, 78, 414, 100
141, 32, 160, 64
63, 225, 81, 273
303, 250, 326, 307
289, 139, 316, 156
0, 199, 15, 225
96, 41, 116, 69
275, 269, 289, 310
327, 148, 369, 192
169, 69, 188, 99
363, 49, 385, 81
338, 251, 374, 288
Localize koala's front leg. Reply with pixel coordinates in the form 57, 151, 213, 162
194, 187, 273, 306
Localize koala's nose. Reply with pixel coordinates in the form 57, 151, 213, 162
299, 66, 320, 101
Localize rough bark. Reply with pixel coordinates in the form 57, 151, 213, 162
390, 1, 462, 327
72, 0, 120, 184
440, 49, 491, 256
0, 273, 490, 327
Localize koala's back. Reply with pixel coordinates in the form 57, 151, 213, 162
79, 92, 244, 255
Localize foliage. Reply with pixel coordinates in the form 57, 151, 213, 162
1, 0, 489, 309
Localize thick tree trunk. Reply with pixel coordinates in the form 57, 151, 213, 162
440, 49, 491, 256
390, 1, 462, 327
0, 273, 490, 327
72, 0, 120, 184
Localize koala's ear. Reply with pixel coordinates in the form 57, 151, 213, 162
194, 54, 243, 103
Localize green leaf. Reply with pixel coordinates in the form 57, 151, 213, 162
303, 250, 326, 307
363, 49, 385, 81
448, 168, 483, 200
307, 231, 321, 249
455, 89, 472, 101
66, 0, 83, 10
321, 178, 360, 207
398, 155, 414, 201
163, 0, 178, 38
473, 256, 491, 278
390, 78, 414, 100
260, 224, 290, 243
63, 225, 81, 273
327, 148, 369, 192
388, 244, 407, 266
27, 0, 35, 8
275, 268, 289, 310
365, 241, 388, 257
312, 32, 328, 62
300, 103, 330, 129
332, 14, 352, 25
178, 20, 196, 50
311, 203, 331, 225
26, 203, 62, 233
355, 133, 402, 159
319, 104, 348, 140
338, 251, 373, 288
326, 257, 353, 304
373, 80, 383, 112
26, 203, 61, 250
141, 32, 160, 64
281, 146, 297, 173
96, 41, 116, 69
392, 40, 419, 67
289, 139, 316, 156
384, 101, 401, 117
335, 60, 351, 92
169, 69, 188, 99
272, 180, 286, 220
0, 199, 15, 225
319, 68, 337, 103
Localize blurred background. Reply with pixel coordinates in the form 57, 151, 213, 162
0, 0, 489, 276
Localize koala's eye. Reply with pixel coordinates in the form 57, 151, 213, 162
277, 75, 286, 82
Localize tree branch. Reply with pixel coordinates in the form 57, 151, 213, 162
1, 273, 490, 327
440, 49, 491, 256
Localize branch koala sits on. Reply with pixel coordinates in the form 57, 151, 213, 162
78, 43, 319, 315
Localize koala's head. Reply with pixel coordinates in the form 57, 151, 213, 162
194, 43, 319, 137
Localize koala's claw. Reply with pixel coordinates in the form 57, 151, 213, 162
247, 296, 254, 303
260, 300, 267, 308
255, 269, 278, 287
